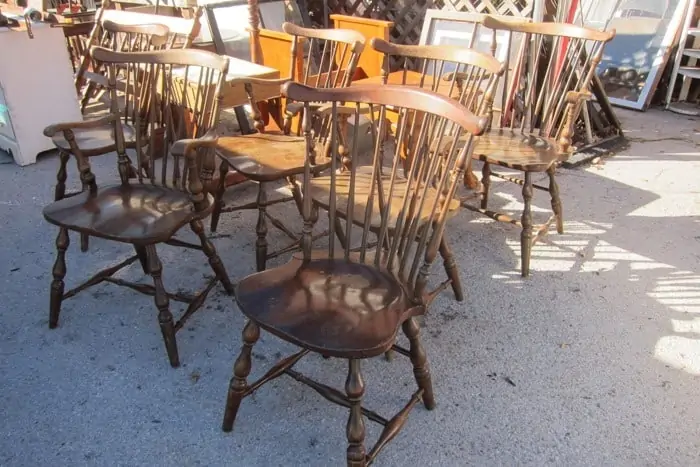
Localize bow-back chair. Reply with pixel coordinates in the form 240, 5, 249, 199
463, 17, 615, 276
42, 47, 233, 368
218, 82, 487, 466
210, 22, 366, 273
76, 7, 204, 110
46, 21, 170, 253
368, 38, 504, 301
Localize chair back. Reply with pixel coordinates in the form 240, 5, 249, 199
282, 22, 365, 89
482, 17, 615, 152
284, 82, 487, 301
99, 20, 170, 53
92, 46, 230, 210
371, 38, 504, 117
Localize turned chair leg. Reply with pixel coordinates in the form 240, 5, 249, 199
223, 320, 260, 432
80, 234, 90, 253
521, 172, 534, 278
439, 237, 464, 302
402, 318, 435, 410
191, 219, 234, 295
345, 359, 367, 467
210, 160, 228, 233
145, 245, 180, 368
49, 227, 70, 329
481, 161, 491, 210
80, 81, 97, 114
255, 183, 269, 272
548, 165, 564, 234
133, 245, 149, 274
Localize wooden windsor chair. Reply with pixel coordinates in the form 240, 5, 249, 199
45, 22, 170, 254
42, 47, 234, 368
368, 38, 504, 302
79, 20, 171, 112
75, 7, 204, 110
462, 16, 615, 277
210, 22, 366, 273
218, 82, 487, 466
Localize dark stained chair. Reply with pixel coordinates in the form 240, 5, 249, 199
218, 82, 487, 465
210, 22, 366, 272
463, 17, 615, 276
48, 21, 170, 254
80, 20, 171, 113
368, 38, 504, 302
42, 47, 234, 368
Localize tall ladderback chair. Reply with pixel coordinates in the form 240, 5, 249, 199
219, 82, 487, 466
42, 47, 234, 368
463, 17, 615, 277
366, 38, 504, 302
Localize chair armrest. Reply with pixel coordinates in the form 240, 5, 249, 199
171, 128, 220, 159
43, 113, 118, 137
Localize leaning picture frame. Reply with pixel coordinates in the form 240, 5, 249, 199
419, 10, 526, 64
576, 0, 691, 110
201, 0, 296, 60
419, 10, 531, 115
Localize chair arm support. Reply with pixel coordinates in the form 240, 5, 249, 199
314, 103, 375, 119
171, 128, 220, 159
43, 113, 118, 138
565, 90, 591, 104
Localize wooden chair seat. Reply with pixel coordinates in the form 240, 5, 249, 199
43, 184, 210, 245
473, 129, 562, 172
309, 167, 461, 230
216, 133, 325, 182
52, 123, 137, 155
235, 253, 407, 358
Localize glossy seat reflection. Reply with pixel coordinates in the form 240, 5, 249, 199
236, 253, 406, 358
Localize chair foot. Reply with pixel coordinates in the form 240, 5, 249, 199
255, 183, 269, 272
345, 359, 367, 467
133, 245, 149, 274
548, 166, 564, 234
521, 172, 533, 278
80, 233, 89, 253
145, 245, 180, 368
191, 220, 234, 295
402, 318, 435, 410
480, 161, 491, 210
223, 320, 260, 432
49, 227, 70, 329
210, 160, 228, 233
439, 237, 464, 302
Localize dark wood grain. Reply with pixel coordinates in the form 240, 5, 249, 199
221, 84, 485, 465
42, 47, 234, 368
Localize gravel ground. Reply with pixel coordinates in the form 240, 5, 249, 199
1, 108, 699, 466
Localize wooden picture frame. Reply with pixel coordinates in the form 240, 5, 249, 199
577, 0, 691, 110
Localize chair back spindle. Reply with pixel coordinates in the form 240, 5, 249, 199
481, 17, 615, 152
92, 46, 229, 207
285, 83, 487, 302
